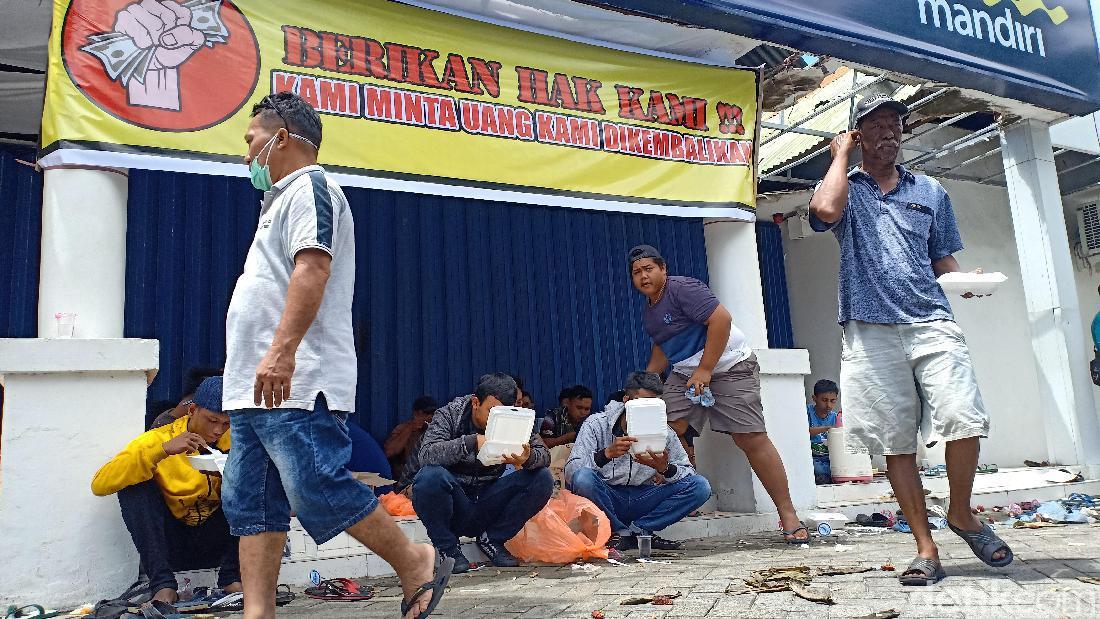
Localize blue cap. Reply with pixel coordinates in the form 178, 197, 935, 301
192, 376, 224, 413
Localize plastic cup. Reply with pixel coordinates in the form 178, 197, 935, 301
637, 534, 652, 559
55, 312, 76, 338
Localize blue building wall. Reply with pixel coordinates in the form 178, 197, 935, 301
1, 162, 794, 443
123, 170, 713, 440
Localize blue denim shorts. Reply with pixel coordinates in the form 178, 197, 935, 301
222, 394, 379, 544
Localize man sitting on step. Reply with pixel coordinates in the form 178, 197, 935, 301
92, 376, 241, 604
412, 373, 554, 573
565, 371, 711, 551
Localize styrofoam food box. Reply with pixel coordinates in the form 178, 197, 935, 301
625, 398, 668, 454
936, 271, 1007, 296
477, 406, 535, 465
187, 452, 227, 473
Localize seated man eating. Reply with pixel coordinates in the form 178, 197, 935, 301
565, 372, 711, 551
412, 373, 553, 573
92, 376, 240, 604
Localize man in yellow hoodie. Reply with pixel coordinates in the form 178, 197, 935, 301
92, 376, 240, 604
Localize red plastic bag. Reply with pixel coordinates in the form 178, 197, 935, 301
379, 491, 416, 516
505, 490, 610, 564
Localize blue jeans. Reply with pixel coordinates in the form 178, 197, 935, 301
223, 394, 379, 544
813, 455, 832, 484
411, 466, 554, 550
568, 468, 710, 534
118, 480, 240, 593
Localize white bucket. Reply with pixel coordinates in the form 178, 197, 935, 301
826, 427, 873, 482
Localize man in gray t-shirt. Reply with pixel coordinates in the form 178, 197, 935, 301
810, 95, 1011, 585
221, 93, 452, 619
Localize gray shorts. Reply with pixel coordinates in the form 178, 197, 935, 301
840, 320, 989, 456
663, 354, 767, 435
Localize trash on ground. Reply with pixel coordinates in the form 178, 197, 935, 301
1043, 469, 1084, 484
790, 581, 834, 605
1078, 576, 1100, 585
591, 611, 605, 619
815, 565, 874, 576
880, 563, 896, 571
637, 558, 673, 564
571, 562, 601, 573
620, 592, 681, 606
857, 610, 901, 619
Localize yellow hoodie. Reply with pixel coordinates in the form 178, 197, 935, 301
91, 416, 231, 526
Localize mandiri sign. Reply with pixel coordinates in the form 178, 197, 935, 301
590, 0, 1100, 116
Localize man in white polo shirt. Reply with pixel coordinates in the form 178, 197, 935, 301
222, 92, 451, 619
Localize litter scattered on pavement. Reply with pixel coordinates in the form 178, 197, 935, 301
1078, 576, 1100, 586
620, 592, 681, 606
637, 558, 673, 565
590, 611, 605, 619
815, 566, 875, 576
880, 563, 896, 571
790, 581, 834, 605
857, 610, 900, 619
571, 563, 601, 573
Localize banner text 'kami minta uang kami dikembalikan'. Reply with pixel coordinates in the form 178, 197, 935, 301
41, 0, 761, 214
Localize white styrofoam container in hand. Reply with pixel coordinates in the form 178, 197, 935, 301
625, 398, 668, 454
936, 271, 1007, 297
477, 406, 535, 465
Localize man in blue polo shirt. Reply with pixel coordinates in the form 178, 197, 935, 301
810, 94, 1011, 585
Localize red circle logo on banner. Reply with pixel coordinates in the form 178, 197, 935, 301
61, 0, 260, 132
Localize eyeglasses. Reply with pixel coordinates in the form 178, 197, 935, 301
264, 95, 289, 131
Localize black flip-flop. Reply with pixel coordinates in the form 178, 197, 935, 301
401, 550, 455, 619
898, 557, 946, 586
782, 523, 810, 544
948, 522, 1014, 567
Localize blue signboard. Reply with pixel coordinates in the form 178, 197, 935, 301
587, 0, 1100, 115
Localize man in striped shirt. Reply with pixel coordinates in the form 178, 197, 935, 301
223, 92, 450, 619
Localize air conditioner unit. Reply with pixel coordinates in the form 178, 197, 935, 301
1077, 204, 1100, 256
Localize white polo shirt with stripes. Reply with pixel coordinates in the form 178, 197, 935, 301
223, 164, 357, 413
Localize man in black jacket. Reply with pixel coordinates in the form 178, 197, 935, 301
412, 373, 553, 573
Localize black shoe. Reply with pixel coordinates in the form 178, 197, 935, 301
605, 533, 622, 550
617, 533, 683, 551
477, 533, 519, 567
651, 535, 684, 550
440, 546, 470, 574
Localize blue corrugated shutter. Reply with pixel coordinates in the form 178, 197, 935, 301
0, 150, 43, 416
123, 170, 710, 441
756, 221, 794, 349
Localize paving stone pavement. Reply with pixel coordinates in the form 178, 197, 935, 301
232, 524, 1100, 618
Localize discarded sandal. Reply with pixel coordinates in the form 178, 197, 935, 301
304, 578, 374, 601
898, 557, 945, 586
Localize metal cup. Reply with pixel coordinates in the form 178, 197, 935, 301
637, 534, 652, 559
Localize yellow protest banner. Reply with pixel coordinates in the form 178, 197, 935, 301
41, 0, 760, 214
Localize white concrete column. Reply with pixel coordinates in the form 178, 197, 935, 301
0, 339, 159, 609
697, 218, 816, 513
38, 167, 129, 338
703, 218, 768, 348
1001, 120, 1100, 468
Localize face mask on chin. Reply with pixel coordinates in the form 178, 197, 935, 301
248, 132, 320, 191
249, 134, 278, 191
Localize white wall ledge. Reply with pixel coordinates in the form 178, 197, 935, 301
754, 347, 811, 376
0, 338, 159, 382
